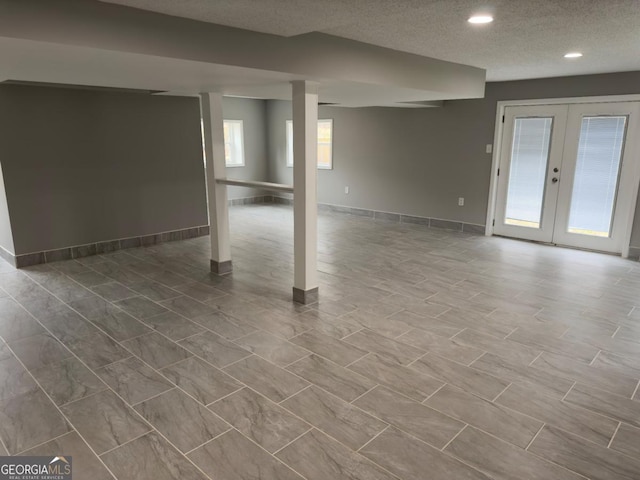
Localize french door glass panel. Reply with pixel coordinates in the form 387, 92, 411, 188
493, 105, 567, 243
552, 102, 639, 253
566, 116, 627, 237
505, 118, 553, 228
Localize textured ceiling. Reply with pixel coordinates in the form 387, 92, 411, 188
98, 0, 640, 81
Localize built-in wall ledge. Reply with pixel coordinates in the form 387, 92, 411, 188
216, 178, 294, 193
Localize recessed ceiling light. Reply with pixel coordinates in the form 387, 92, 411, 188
468, 15, 494, 24
564, 52, 583, 58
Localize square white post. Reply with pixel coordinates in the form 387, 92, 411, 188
291, 81, 319, 303
199, 92, 232, 274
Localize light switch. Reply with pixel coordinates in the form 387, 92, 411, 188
486, 144, 493, 154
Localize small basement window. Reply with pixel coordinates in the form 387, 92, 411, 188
286, 119, 333, 169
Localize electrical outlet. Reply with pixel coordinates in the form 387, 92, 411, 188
345, 186, 350, 194
486, 144, 493, 154
458, 197, 465, 206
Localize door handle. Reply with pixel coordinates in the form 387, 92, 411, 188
553, 167, 559, 173
552, 177, 559, 183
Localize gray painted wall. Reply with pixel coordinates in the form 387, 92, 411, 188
0, 84, 208, 254
267, 71, 640, 247
0, 164, 15, 254
221, 97, 269, 200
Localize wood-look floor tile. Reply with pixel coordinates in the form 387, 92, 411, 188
427, 384, 542, 448
529, 425, 640, 480
471, 352, 573, 399
0, 388, 72, 454
191, 311, 258, 340
0, 354, 38, 401
396, 328, 483, 365
342, 328, 424, 365
189, 429, 302, 480
355, 385, 463, 448
159, 295, 215, 319
70, 270, 110, 288
436, 307, 513, 338
128, 281, 182, 301
311, 299, 359, 317
224, 355, 308, 402
290, 329, 368, 366
145, 270, 190, 288
65, 331, 130, 369
349, 353, 444, 402
68, 296, 111, 318
565, 383, 640, 428
610, 423, 640, 459
102, 431, 207, 480
161, 356, 242, 405
287, 354, 376, 402
210, 387, 309, 453
496, 382, 618, 446
122, 332, 192, 369
88, 307, 152, 341
115, 296, 169, 319
276, 429, 395, 480
0, 298, 45, 342
236, 309, 310, 339
532, 352, 638, 397
97, 357, 173, 405
179, 330, 251, 368
90, 281, 138, 302
282, 385, 386, 450
23, 431, 112, 480
591, 350, 640, 378
507, 328, 599, 363
389, 310, 463, 338
141, 311, 205, 341
445, 426, 584, 480
470, 292, 542, 317
9, 333, 72, 371
5, 206, 640, 480
234, 331, 310, 366
361, 426, 491, 480
135, 389, 229, 453
32, 356, 107, 406
411, 353, 509, 400
61, 390, 151, 454
39, 305, 99, 343
342, 309, 413, 338
14, 288, 65, 319
174, 282, 227, 302
453, 328, 541, 365
295, 310, 362, 339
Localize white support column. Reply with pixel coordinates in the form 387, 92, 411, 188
291, 81, 319, 304
199, 92, 232, 274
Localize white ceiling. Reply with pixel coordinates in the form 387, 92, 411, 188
99, 0, 640, 81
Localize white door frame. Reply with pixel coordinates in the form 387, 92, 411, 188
486, 94, 640, 258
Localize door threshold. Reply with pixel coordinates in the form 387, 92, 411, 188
492, 235, 621, 257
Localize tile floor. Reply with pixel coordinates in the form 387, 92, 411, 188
0, 203, 640, 479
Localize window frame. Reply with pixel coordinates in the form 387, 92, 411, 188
223, 119, 245, 168
286, 119, 333, 170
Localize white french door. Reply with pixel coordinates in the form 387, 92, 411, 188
494, 101, 640, 254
